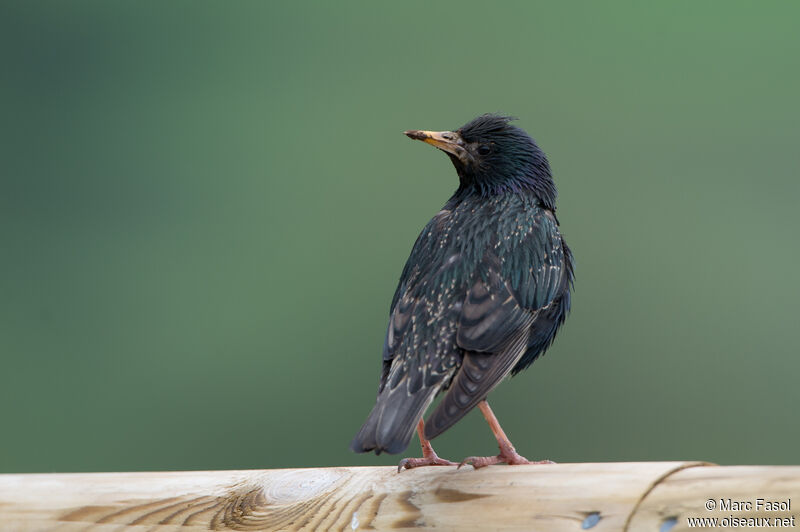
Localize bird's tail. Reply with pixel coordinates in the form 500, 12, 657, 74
350, 381, 439, 455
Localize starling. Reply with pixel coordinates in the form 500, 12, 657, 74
350, 114, 574, 470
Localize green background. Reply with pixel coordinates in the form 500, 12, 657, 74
2, 2, 798, 473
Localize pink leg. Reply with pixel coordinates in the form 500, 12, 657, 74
459, 400, 555, 469
397, 419, 457, 472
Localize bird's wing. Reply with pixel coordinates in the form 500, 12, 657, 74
380, 253, 462, 395
379, 209, 455, 394
379, 283, 416, 393
424, 209, 567, 439
355, 225, 464, 454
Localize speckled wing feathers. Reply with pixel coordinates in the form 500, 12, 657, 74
457, 265, 534, 352
351, 194, 569, 454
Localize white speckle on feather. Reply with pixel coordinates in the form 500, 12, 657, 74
351, 512, 359, 530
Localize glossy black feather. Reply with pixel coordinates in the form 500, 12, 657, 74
351, 114, 574, 455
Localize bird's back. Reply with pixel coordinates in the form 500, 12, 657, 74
351, 190, 572, 454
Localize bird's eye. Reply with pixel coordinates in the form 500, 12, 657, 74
477, 144, 491, 156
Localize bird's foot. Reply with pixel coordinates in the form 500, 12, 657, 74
397, 453, 457, 472
458, 453, 554, 469
458, 441, 555, 469
397, 419, 457, 472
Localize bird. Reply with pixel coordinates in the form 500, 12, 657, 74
350, 114, 574, 470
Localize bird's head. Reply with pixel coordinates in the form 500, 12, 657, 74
405, 114, 556, 208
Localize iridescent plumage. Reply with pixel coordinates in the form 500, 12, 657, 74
351, 115, 574, 457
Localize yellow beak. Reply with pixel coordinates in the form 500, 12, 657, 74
404, 129, 466, 159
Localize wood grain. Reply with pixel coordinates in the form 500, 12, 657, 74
627, 465, 800, 531
3, 462, 794, 531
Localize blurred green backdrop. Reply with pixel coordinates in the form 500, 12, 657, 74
2, 2, 799, 473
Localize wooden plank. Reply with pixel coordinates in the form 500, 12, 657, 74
627, 465, 800, 531
0, 462, 708, 531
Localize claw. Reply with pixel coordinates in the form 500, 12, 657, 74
398, 455, 457, 472
458, 451, 554, 469
397, 419, 458, 472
